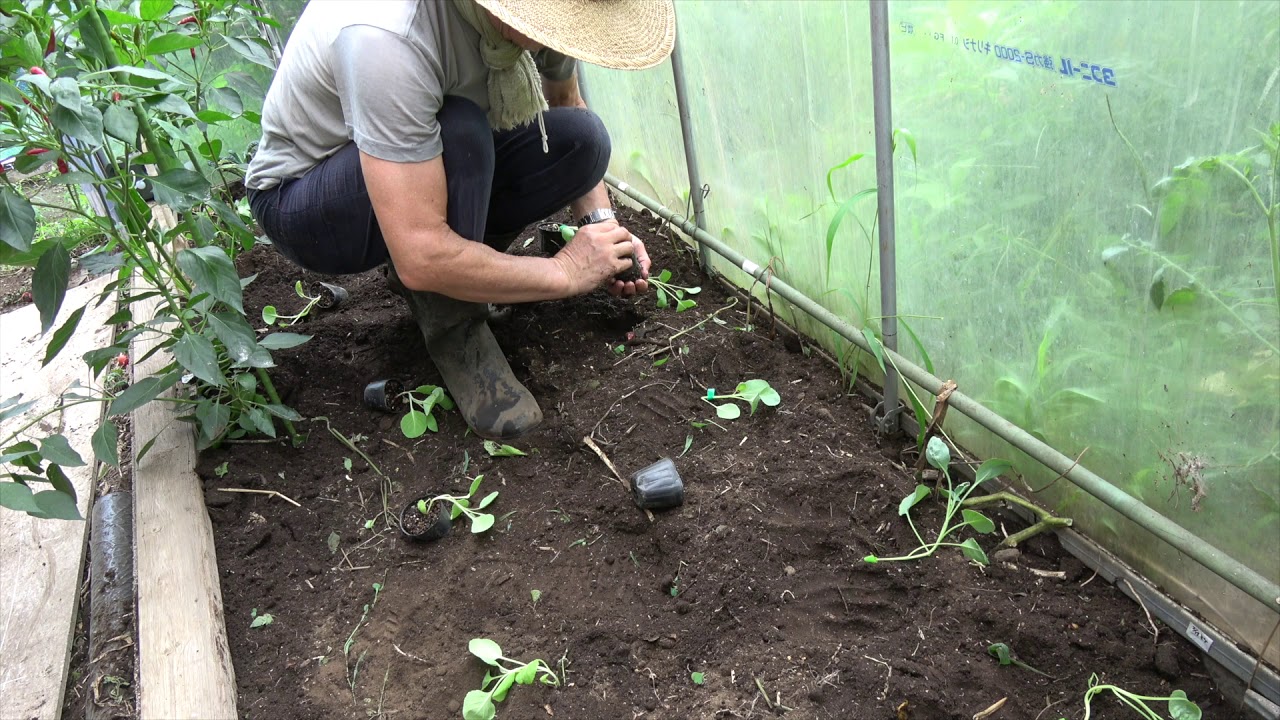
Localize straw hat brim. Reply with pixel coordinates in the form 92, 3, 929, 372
475, 0, 676, 70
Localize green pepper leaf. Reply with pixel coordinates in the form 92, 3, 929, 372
40, 433, 85, 467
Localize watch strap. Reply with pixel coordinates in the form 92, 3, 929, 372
576, 208, 616, 226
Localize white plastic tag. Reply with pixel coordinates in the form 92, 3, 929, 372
1186, 622, 1214, 652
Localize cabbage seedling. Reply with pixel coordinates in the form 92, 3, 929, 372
416, 474, 497, 534
648, 269, 700, 312
463, 638, 560, 720
703, 379, 781, 420
400, 384, 454, 438
262, 280, 322, 326
1065, 673, 1201, 720
864, 437, 1011, 565
987, 643, 1053, 678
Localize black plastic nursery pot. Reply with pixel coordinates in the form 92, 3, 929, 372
537, 222, 565, 255
399, 497, 453, 542
309, 280, 349, 310
363, 379, 403, 412
631, 458, 684, 510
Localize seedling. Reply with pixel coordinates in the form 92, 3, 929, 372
1063, 674, 1201, 720
669, 560, 687, 597
214, 461, 229, 478
703, 379, 781, 420
416, 474, 498, 534
864, 437, 1011, 565
691, 672, 705, 685
649, 269, 700, 312
530, 589, 542, 605
249, 608, 273, 628
463, 638, 561, 720
483, 440, 526, 457
262, 280, 323, 326
987, 643, 1054, 678
400, 385, 455, 438
679, 434, 693, 457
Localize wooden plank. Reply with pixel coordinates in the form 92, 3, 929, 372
0, 277, 115, 720
132, 274, 238, 718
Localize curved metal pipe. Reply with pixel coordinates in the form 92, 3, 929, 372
606, 171, 1280, 615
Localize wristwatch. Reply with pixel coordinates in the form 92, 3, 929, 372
576, 208, 616, 226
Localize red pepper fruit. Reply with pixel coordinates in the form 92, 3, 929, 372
21, 291, 32, 303
111, 91, 122, 102
115, 353, 129, 367
190, 47, 197, 59
44, 29, 55, 57
25, 148, 49, 156
28, 66, 44, 75
56, 158, 69, 174
178, 16, 199, 26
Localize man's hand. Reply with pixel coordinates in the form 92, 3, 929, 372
551, 220, 639, 295
606, 230, 650, 298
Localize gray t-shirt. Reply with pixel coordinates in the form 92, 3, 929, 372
245, 0, 575, 190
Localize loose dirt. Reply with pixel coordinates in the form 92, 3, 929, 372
198, 206, 1226, 719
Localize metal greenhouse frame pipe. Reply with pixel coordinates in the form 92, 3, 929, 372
605, 172, 1280, 616
868, 0, 902, 433
669, 26, 711, 268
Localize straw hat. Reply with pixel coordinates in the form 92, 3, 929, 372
474, 0, 676, 70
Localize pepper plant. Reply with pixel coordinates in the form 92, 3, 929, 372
0, 0, 294, 520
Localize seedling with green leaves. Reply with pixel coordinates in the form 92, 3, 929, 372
703, 379, 781, 420
1061, 674, 1201, 720
483, 440, 526, 457
987, 643, 1053, 678
249, 608, 273, 628
400, 385, 455, 438
649, 269, 701, 312
463, 638, 560, 720
416, 474, 498, 534
262, 280, 323, 327
864, 437, 1009, 565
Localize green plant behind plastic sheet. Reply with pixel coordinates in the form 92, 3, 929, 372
585, 0, 1280, 663
888, 0, 1278, 662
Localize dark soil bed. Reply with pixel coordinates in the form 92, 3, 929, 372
198, 206, 1225, 719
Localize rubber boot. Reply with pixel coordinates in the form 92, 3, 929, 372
387, 266, 542, 440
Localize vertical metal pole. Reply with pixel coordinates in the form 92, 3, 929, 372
869, 0, 901, 432
669, 27, 711, 268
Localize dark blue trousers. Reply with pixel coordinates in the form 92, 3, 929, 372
249, 97, 610, 274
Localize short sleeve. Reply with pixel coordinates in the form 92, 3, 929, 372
332, 25, 444, 163
535, 49, 577, 83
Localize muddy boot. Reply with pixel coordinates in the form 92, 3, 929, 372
389, 267, 542, 440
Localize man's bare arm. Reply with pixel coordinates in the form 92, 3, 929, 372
361, 151, 634, 302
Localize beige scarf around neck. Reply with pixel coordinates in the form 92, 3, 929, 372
451, 0, 549, 138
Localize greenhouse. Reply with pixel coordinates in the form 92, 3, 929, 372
0, 1, 1277, 718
